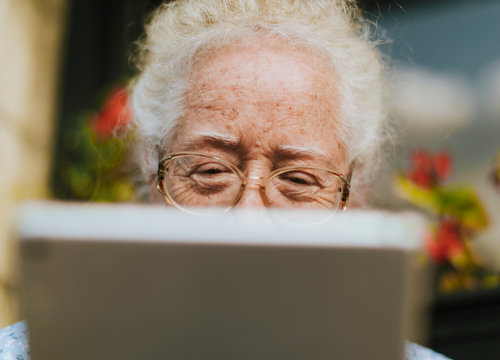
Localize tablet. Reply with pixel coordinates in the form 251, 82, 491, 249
16, 202, 428, 360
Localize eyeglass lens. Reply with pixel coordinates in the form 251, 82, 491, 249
165, 154, 242, 209
162, 154, 343, 210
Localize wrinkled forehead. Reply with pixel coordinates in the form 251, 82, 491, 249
187, 34, 338, 102
166, 35, 346, 171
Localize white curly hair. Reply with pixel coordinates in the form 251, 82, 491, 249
130, 0, 386, 204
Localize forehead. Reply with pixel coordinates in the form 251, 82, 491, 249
169, 35, 345, 169
189, 35, 337, 103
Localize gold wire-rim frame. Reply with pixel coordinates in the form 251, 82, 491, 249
157, 151, 351, 212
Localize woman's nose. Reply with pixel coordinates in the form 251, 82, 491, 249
234, 182, 267, 208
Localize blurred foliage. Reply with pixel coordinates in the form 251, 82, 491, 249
53, 85, 136, 201
395, 149, 499, 293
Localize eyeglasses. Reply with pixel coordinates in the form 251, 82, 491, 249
157, 152, 351, 212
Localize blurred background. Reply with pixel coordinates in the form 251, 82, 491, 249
0, 0, 499, 358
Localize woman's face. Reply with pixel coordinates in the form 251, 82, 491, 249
166, 37, 348, 208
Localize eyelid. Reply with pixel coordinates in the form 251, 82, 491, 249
281, 170, 322, 186
188, 161, 232, 175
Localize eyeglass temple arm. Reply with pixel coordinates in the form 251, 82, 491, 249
340, 162, 355, 210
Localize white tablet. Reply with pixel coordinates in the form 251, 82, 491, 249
16, 202, 428, 360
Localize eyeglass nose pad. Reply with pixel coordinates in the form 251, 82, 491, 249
234, 176, 268, 208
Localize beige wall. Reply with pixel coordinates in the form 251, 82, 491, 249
0, 0, 67, 327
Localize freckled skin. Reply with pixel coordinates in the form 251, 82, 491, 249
168, 36, 348, 207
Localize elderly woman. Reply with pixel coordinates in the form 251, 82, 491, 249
1, 1, 451, 359
134, 0, 381, 209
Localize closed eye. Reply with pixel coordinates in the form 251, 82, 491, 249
279, 171, 319, 187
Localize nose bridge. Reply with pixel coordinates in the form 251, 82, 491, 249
235, 175, 267, 208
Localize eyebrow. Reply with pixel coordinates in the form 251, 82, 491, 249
179, 131, 240, 152
177, 135, 330, 165
275, 145, 328, 161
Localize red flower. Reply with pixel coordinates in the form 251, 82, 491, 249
408, 150, 435, 188
434, 152, 452, 179
425, 219, 464, 263
92, 86, 132, 138
407, 150, 452, 188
